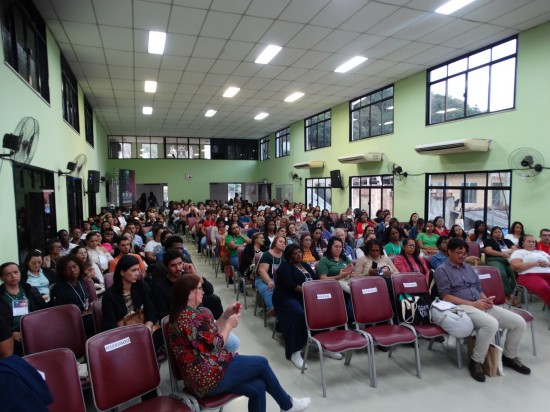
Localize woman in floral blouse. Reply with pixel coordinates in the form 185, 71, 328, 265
168, 273, 311, 412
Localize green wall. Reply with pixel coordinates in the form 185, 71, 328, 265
0, 28, 107, 263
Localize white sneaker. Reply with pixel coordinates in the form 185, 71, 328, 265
281, 396, 311, 412
323, 350, 343, 360
290, 351, 307, 370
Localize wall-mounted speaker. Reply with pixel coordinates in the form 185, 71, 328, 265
88, 170, 100, 193
330, 169, 343, 189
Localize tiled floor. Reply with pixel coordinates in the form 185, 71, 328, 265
88, 244, 549, 411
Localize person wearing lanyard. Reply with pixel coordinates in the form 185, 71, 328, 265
50, 256, 95, 336
434, 238, 530, 382
0, 262, 47, 355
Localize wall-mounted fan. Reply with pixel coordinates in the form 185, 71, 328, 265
0, 117, 39, 164
508, 148, 545, 181
72, 153, 88, 177
289, 172, 302, 182
387, 162, 408, 181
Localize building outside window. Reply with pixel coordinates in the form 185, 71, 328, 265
84, 97, 93, 147
275, 127, 290, 158
350, 86, 394, 141
305, 110, 331, 151
427, 37, 517, 125
306, 178, 332, 211
350, 175, 394, 218
260, 136, 269, 161
61, 54, 79, 131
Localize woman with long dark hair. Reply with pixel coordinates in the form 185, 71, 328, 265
394, 238, 430, 281
168, 273, 311, 412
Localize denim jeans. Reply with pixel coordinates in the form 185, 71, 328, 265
255, 278, 274, 310
208, 355, 292, 412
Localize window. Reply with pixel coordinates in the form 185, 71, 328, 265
306, 178, 332, 211
350, 85, 393, 141
1, 0, 49, 101
305, 110, 331, 151
84, 97, 93, 147
350, 175, 394, 218
260, 136, 269, 161
427, 37, 517, 125
426, 171, 511, 233
275, 127, 290, 158
227, 183, 242, 201
61, 54, 79, 131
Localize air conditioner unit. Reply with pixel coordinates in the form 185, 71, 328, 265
337, 152, 384, 164
415, 139, 491, 155
293, 160, 325, 169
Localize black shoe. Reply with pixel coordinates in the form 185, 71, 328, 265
502, 356, 531, 375
469, 360, 486, 382
228, 278, 234, 285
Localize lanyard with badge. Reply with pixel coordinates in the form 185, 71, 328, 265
4, 292, 29, 316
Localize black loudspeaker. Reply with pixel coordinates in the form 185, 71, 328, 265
88, 170, 100, 193
330, 169, 343, 188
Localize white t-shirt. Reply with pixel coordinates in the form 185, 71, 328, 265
510, 249, 550, 275
504, 234, 520, 246
144, 240, 162, 256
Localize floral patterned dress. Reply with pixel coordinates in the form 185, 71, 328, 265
169, 306, 233, 397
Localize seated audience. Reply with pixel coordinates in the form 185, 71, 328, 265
70, 246, 104, 284
42, 238, 63, 271
505, 221, 525, 246
536, 228, 550, 254
430, 236, 450, 270
317, 236, 353, 281
394, 238, 430, 281
354, 239, 398, 277
226, 223, 251, 269
22, 250, 52, 303
256, 235, 287, 313
433, 216, 450, 237
484, 226, 518, 300
383, 227, 403, 257
300, 234, 320, 264
416, 220, 439, 255
85, 231, 113, 273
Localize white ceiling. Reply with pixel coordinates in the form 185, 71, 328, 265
33, 0, 550, 139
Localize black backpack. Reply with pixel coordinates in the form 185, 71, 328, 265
398, 293, 431, 325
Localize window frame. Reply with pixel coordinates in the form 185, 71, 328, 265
84, 97, 94, 147
260, 136, 269, 161
426, 36, 518, 125
305, 178, 332, 211
349, 174, 394, 218
61, 53, 80, 132
305, 110, 331, 151
349, 85, 394, 141
275, 127, 290, 158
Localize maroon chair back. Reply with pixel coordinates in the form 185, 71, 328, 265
24, 348, 86, 412
83, 277, 98, 302
391, 273, 429, 297
302, 280, 348, 330
298, 230, 310, 240
205, 226, 214, 246
254, 252, 263, 266
467, 241, 481, 258
350, 276, 393, 324
21, 304, 86, 358
237, 245, 245, 268
104, 273, 114, 289
187, 217, 196, 231
91, 299, 103, 334
473, 266, 506, 305
215, 235, 223, 254
86, 325, 161, 411
329, 213, 340, 226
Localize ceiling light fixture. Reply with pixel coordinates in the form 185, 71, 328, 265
223, 87, 240, 98
255, 45, 282, 64
144, 80, 157, 93
334, 56, 368, 73
143, 106, 153, 115
435, 0, 476, 15
148, 31, 166, 54
205, 109, 217, 117
255, 112, 269, 120
284, 92, 305, 103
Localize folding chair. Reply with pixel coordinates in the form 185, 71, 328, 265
214, 235, 223, 277
302, 280, 370, 397
91, 299, 104, 334
161, 316, 241, 411
349, 276, 421, 387
83, 276, 98, 302
474, 266, 536, 356
24, 348, 86, 412
391, 273, 463, 367
104, 272, 114, 289
236, 246, 255, 309
86, 324, 193, 412
186, 217, 196, 243
204, 226, 214, 264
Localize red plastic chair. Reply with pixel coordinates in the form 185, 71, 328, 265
302, 280, 370, 397
204, 226, 214, 264
161, 316, 241, 411
391, 273, 464, 368
474, 266, 536, 356
104, 272, 114, 289
86, 324, 192, 411
24, 348, 86, 412
186, 217, 197, 242
91, 299, 104, 334
83, 277, 98, 302
349, 276, 421, 387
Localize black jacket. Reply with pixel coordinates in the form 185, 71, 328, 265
0, 283, 47, 332
101, 280, 156, 330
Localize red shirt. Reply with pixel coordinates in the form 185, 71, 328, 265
536, 242, 550, 254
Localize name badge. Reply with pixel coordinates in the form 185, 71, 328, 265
12, 299, 29, 316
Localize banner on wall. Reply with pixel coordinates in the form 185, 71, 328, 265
119, 169, 136, 207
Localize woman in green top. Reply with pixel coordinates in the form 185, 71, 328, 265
416, 220, 439, 255
226, 223, 251, 268
384, 227, 403, 257
317, 237, 352, 280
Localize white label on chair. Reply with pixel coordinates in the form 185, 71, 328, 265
317, 293, 332, 300
362, 287, 377, 294
478, 274, 491, 279
104, 337, 131, 352
404, 282, 417, 288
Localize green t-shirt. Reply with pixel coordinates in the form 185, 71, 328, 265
417, 232, 439, 248
317, 255, 352, 277
259, 251, 285, 279
225, 234, 247, 257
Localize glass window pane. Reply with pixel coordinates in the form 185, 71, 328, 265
428, 188, 444, 221
490, 58, 515, 111
466, 66, 489, 115
430, 66, 447, 82
469, 49, 490, 69
429, 81, 446, 124
351, 99, 361, 110
448, 58, 467, 76
370, 102, 382, 136
446, 74, 465, 120
382, 86, 393, 99
489, 172, 511, 187
492, 39, 516, 61
428, 174, 445, 186
351, 110, 360, 141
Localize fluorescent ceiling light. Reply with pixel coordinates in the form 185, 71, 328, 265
205, 109, 217, 117
384, 121, 394, 125
284, 92, 305, 103
143, 106, 153, 115
223, 87, 240, 98
334, 56, 368, 73
254, 112, 269, 120
255, 45, 282, 64
148, 31, 166, 54
435, 0, 476, 15
144, 80, 157, 93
